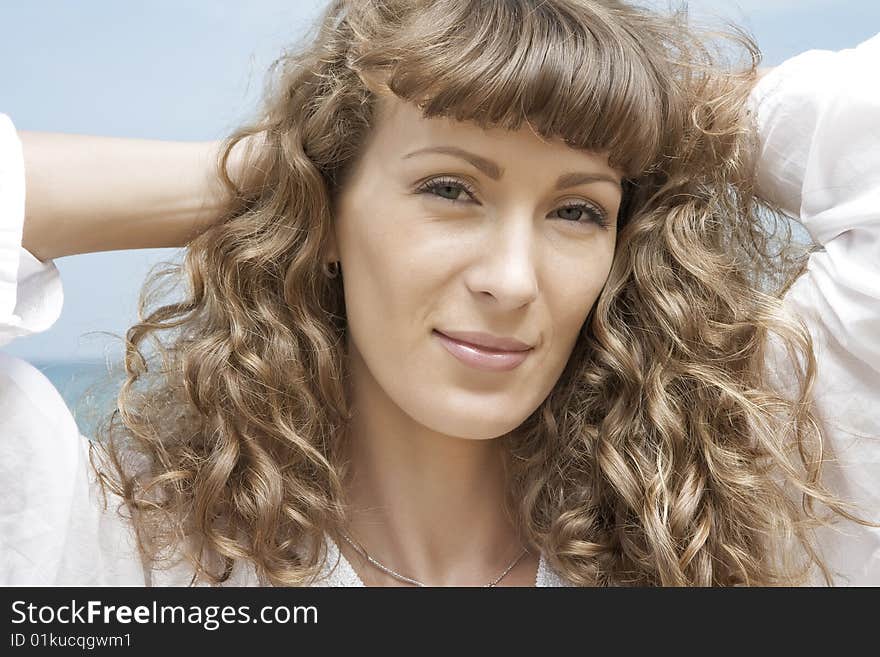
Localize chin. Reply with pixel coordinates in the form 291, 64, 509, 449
409, 396, 529, 441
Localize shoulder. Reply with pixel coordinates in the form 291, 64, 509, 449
0, 353, 153, 585
0, 351, 80, 474
0, 353, 117, 583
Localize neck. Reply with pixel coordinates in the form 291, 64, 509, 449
337, 346, 531, 586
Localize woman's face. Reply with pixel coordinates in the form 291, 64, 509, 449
330, 94, 623, 440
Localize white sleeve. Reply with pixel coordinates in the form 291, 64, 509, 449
749, 33, 880, 584
0, 113, 63, 348
0, 114, 147, 584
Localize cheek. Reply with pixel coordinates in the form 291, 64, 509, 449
340, 225, 406, 337
534, 251, 613, 394
335, 210, 443, 358
547, 251, 612, 341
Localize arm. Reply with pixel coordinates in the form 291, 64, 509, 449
20, 131, 254, 261
751, 33, 880, 584
0, 117, 166, 585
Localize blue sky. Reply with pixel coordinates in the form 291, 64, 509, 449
2, 1, 879, 362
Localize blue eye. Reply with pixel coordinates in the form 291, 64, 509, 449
415, 176, 610, 229
553, 203, 610, 229
416, 176, 477, 204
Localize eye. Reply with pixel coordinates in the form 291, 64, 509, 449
552, 202, 610, 230
415, 176, 478, 204
414, 175, 611, 229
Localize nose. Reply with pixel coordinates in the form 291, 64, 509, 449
465, 214, 539, 310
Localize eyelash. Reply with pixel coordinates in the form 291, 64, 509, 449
414, 175, 610, 229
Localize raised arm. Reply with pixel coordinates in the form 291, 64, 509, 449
750, 32, 880, 584
20, 131, 255, 261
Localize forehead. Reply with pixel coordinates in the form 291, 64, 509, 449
364, 93, 621, 178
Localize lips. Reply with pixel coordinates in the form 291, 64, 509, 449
432, 330, 533, 372
434, 330, 533, 352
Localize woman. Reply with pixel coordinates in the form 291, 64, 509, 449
1, 0, 878, 586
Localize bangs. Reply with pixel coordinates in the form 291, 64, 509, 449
346, 0, 670, 177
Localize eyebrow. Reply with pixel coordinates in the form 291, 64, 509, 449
402, 145, 623, 191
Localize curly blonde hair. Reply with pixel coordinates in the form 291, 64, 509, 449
91, 0, 869, 586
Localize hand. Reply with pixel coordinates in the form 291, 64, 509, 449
224, 130, 267, 194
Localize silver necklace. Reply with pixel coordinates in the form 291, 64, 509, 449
339, 531, 529, 587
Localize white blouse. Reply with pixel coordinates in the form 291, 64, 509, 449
2, 33, 879, 586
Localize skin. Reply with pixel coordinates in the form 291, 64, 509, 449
325, 94, 624, 586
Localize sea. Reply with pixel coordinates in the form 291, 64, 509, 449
30, 360, 125, 439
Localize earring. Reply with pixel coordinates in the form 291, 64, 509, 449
323, 260, 340, 279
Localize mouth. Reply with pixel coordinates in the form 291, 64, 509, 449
432, 330, 533, 372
